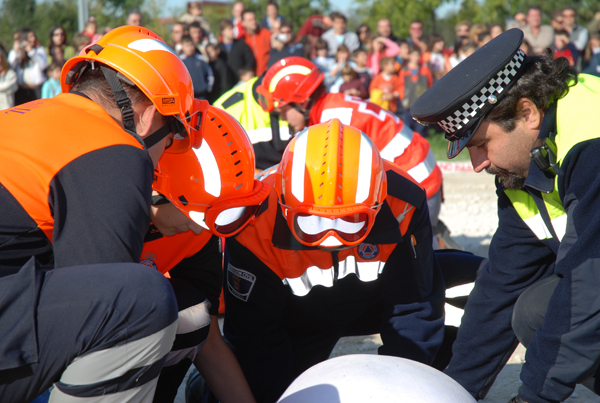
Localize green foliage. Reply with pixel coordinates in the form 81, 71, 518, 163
353, 0, 443, 38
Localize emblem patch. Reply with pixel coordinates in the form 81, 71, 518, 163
358, 243, 380, 260
227, 264, 256, 302
140, 259, 158, 271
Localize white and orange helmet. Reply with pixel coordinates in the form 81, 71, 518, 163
275, 118, 387, 247
153, 107, 270, 237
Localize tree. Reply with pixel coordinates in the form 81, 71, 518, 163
354, 0, 443, 38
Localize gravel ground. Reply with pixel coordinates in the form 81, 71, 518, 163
176, 168, 600, 403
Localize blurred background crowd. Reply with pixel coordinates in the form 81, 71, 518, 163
1, 0, 600, 133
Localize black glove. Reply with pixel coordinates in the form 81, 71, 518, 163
508, 395, 527, 403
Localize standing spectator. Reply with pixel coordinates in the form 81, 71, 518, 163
312, 38, 337, 89
189, 21, 210, 57
562, 7, 589, 52
267, 20, 305, 68
71, 32, 91, 54
126, 8, 143, 26
0, 49, 17, 109
489, 24, 504, 39
180, 36, 214, 100
407, 20, 426, 53
368, 36, 400, 76
171, 21, 188, 54
260, 1, 289, 32
321, 12, 359, 57
40, 62, 61, 99
550, 9, 564, 32
522, 6, 554, 54
242, 10, 271, 76
424, 33, 448, 81
395, 39, 410, 69
454, 20, 471, 51
327, 44, 350, 93
349, 48, 373, 89
81, 19, 101, 43
356, 23, 371, 49
514, 12, 527, 28
180, 1, 212, 36
377, 18, 400, 43
206, 43, 237, 103
9, 28, 47, 104
296, 14, 332, 58
218, 19, 256, 81
369, 57, 400, 112
553, 29, 580, 67
397, 45, 432, 134
47, 25, 74, 66
469, 24, 487, 47
583, 31, 600, 76
231, 1, 246, 40
339, 64, 368, 98
237, 66, 255, 84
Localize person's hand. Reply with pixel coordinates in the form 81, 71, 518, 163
508, 395, 527, 403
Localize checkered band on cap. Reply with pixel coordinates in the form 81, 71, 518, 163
439, 49, 526, 137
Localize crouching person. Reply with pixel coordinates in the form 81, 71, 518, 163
223, 119, 446, 403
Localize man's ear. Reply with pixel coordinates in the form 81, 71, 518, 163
137, 103, 158, 138
518, 98, 543, 131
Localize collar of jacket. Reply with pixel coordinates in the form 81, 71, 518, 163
524, 102, 558, 194
270, 199, 404, 251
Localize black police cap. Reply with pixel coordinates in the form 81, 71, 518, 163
411, 28, 525, 158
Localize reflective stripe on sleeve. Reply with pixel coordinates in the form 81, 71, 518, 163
177, 300, 211, 335
407, 149, 437, 184
379, 125, 414, 162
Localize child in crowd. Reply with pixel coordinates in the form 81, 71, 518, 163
554, 30, 580, 67
349, 48, 372, 89
180, 35, 214, 100
583, 32, 600, 76
312, 38, 337, 89
395, 39, 410, 70
205, 43, 237, 104
397, 45, 432, 135
236, 67, 255, 86
339, 64, 368, 99
449, 40, 476, 68
328, 44, 350, 93
72, 33, 91, 54
368, 36, 400, 76
369, 57, 399, 112
423, 33, 448, 81
41, 62, 62, 99
477, 31, 492, 47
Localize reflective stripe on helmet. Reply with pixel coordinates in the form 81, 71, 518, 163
269, 65, 312, 93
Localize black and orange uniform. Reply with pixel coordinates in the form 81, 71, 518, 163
0, 94, 178, 402
223, 161, 446, 403
141, 228, 223, 402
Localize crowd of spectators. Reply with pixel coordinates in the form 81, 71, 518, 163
1, 1, 600, 124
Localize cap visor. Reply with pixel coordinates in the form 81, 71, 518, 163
446, 118, 484, 159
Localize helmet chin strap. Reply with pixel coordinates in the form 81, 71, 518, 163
100, 65, 174, 151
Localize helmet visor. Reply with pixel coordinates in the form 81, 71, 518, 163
257, 84, 275, 113
293, 213, 370, 245
165, 99, 207, 153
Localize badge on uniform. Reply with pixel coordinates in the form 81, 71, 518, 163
358, 243, 380, 260
227, 264, 256, 302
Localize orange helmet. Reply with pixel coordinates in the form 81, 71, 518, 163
153, 106, 270, 237
61, 25, 199, 153
275, 118, 387, 247
257, 56, 324, 113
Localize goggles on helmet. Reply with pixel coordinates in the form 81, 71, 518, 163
256, 84, 278, 113
280, 202, 382, 247
172, 180, 269, 237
